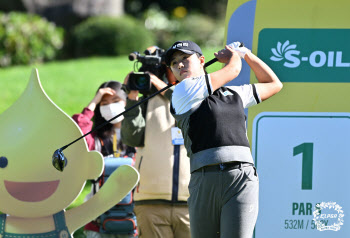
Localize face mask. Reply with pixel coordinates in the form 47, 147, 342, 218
100, 101, 125, 124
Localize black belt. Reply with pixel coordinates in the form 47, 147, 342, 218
194, 162, 253, 173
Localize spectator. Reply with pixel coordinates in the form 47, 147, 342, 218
72, 80, 136, 238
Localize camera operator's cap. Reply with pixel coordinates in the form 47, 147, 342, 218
165, 40, 203, 66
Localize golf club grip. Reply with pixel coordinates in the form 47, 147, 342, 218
204, 42, 245, 68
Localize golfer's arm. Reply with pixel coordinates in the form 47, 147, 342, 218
209, 56, 242, 92
244, 52, 283, 101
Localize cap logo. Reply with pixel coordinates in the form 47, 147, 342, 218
172, 42, 189, 49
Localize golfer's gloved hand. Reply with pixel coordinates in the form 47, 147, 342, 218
229, 41, 251, 59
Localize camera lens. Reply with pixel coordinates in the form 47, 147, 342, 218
127, 72, 151, 93
136, 76, 148, 88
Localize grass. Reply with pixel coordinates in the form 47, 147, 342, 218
0, 47, 223, 117
0, 56, 134, 116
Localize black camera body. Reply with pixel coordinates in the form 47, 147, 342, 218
127, 47, 166, 94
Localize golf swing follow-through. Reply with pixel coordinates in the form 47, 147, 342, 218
165, 40, 282, 238
51, 39, 282, 238
51, 42, 244, 172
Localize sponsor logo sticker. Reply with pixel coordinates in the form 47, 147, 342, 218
257, 29, 350, 82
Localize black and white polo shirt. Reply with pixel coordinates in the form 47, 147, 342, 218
170, 74, 261, 173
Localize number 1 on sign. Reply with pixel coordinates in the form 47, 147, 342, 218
293, 143, 314, 190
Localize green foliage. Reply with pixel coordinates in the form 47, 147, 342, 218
72, 16, 155, 57
0, 48, 220, 116
0, 11, 64, 67
125, 0, 227, 18
143, 7, 225, 49
176, 13, 225, 48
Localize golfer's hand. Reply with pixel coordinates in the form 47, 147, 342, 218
123, 72, 139, 101
215, 45, 241, 65
229, 41, 251, 59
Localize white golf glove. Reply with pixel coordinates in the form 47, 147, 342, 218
228, 41, 251, 59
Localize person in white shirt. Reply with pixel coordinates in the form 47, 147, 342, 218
164, 40, 283, 238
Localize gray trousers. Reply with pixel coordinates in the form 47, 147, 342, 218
188, 164, 259, 238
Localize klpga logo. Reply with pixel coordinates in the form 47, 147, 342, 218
270, 40, 350, 68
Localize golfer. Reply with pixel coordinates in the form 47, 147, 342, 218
164, 40, 283, 238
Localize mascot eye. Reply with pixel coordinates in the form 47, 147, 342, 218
0, 156, 8, 168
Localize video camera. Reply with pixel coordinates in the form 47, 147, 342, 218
127, 47, 166, 94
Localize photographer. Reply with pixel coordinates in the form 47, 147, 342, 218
121, 46, 191, 238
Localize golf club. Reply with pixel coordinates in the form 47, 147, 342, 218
52, 42, 242, 171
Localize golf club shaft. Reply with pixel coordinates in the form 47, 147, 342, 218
204, 58, 218, 68
60, 43, 245, 151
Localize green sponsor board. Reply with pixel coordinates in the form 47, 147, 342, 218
257, 29, 350, 83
